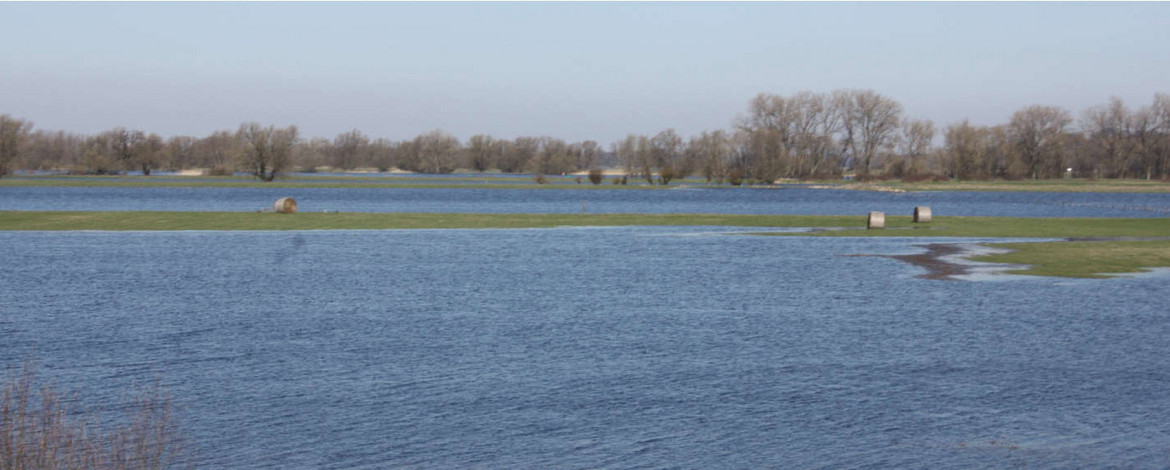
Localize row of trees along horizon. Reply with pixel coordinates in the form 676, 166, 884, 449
2, 89, 1170, 184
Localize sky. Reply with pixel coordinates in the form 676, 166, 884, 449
2, 2, 1168, 144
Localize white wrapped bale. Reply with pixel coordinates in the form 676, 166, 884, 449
914, 206, 932, 223
274, 197, 298, 214
867, 211, 885, 229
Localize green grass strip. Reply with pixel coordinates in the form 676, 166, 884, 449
3, 212, 1168, 278
0, 211, 861, 231
759, 215, 1170, 277
760, 216, 1170, 239
1, 212, 1167, 236
971, 240, 1170, 278
829, 179, 1170, 193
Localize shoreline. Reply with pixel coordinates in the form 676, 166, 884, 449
4, 174, 1170, 193
1, 212, 1167, 279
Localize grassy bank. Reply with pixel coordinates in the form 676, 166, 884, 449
0, 211, 863, 231
2, 212, 1167, 236
762, 215, 1170, 239
970, 240, 1170, 278
2, 211, 1167, 278
763, 215, 1170, 278
7, 175, 1170, 192
830, 178, 1170, 193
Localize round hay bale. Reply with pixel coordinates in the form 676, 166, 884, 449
274, 197, 298, 214
913, 206, 932, 223
867, 211, 885, 229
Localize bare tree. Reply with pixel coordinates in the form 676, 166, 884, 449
103, 128, 146, 174
238, 123, 299, 181
944, 120, 983, 180
615, 134, 643, 181
368, 138, 397, 172
737, 93, 792, 181
892, 119, 935, 177
412, 130, 460, 174
496, 137, 534, 173
740, 93, 797, 144
1081, 97, 1136, 178
790, 92, 842, 178
576, 140, 601, 171
133, 133, 164, 175
24, 130, 84, 171
392, 139, 419, 172
464, 135, 495, 172
526, 137, 574, 175
742, 126, 786, 183
192, 131, 238, 175
982, 125, 1014, 179
838, 89, 903, 176
291, 137, 331, 172
689, 130, 733, 184
330, 129, 369, 170
164, 136, 196, 171
1151, 93, 1170, 179
1009, 105, 1072, 179
0, 115, 33, 177
650, 129, 687, 183
81, 133, 120, 175
490, 138, 523, 173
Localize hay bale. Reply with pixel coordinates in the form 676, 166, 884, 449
274, 197, 298, 214
867, 211, 885, 229
913, 206, 932, 223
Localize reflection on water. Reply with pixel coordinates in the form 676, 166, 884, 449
2, 227, 1169, 468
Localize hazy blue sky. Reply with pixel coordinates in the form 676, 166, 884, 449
2, 2, 1168, 143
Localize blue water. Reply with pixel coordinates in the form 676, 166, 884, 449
2, 227, 1169, 468
4, 186, 1170, 216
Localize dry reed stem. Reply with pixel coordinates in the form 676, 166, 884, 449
0, 360, 193, 470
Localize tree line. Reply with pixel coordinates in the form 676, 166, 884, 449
2, 90, 1169, 182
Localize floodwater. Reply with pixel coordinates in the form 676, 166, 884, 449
3, 185, 1170, 216
3, 227, 1169, 468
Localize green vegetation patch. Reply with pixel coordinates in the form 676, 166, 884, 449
762, 216, 1170, 277
973, 240, 1170, 278
3, 212, 1167, 238
4, 212, 1168, 278
0, 211, 862, 231
763, 215, 1170, 239
828, 178, 1170, 193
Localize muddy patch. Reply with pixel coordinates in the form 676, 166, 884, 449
849, 243, 1035, 281
848, 244, 972, 280
885, 244, 973, 280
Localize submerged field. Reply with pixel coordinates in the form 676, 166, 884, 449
4, 183, 1170, 468
2, 175, 1169, 278
4, 226, 1170, 467
3, 211, 1169, 236
3, 211, 1168, 278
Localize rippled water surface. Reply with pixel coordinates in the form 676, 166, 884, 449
4, 185, 1170, 217
2, 227, 1169, 468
